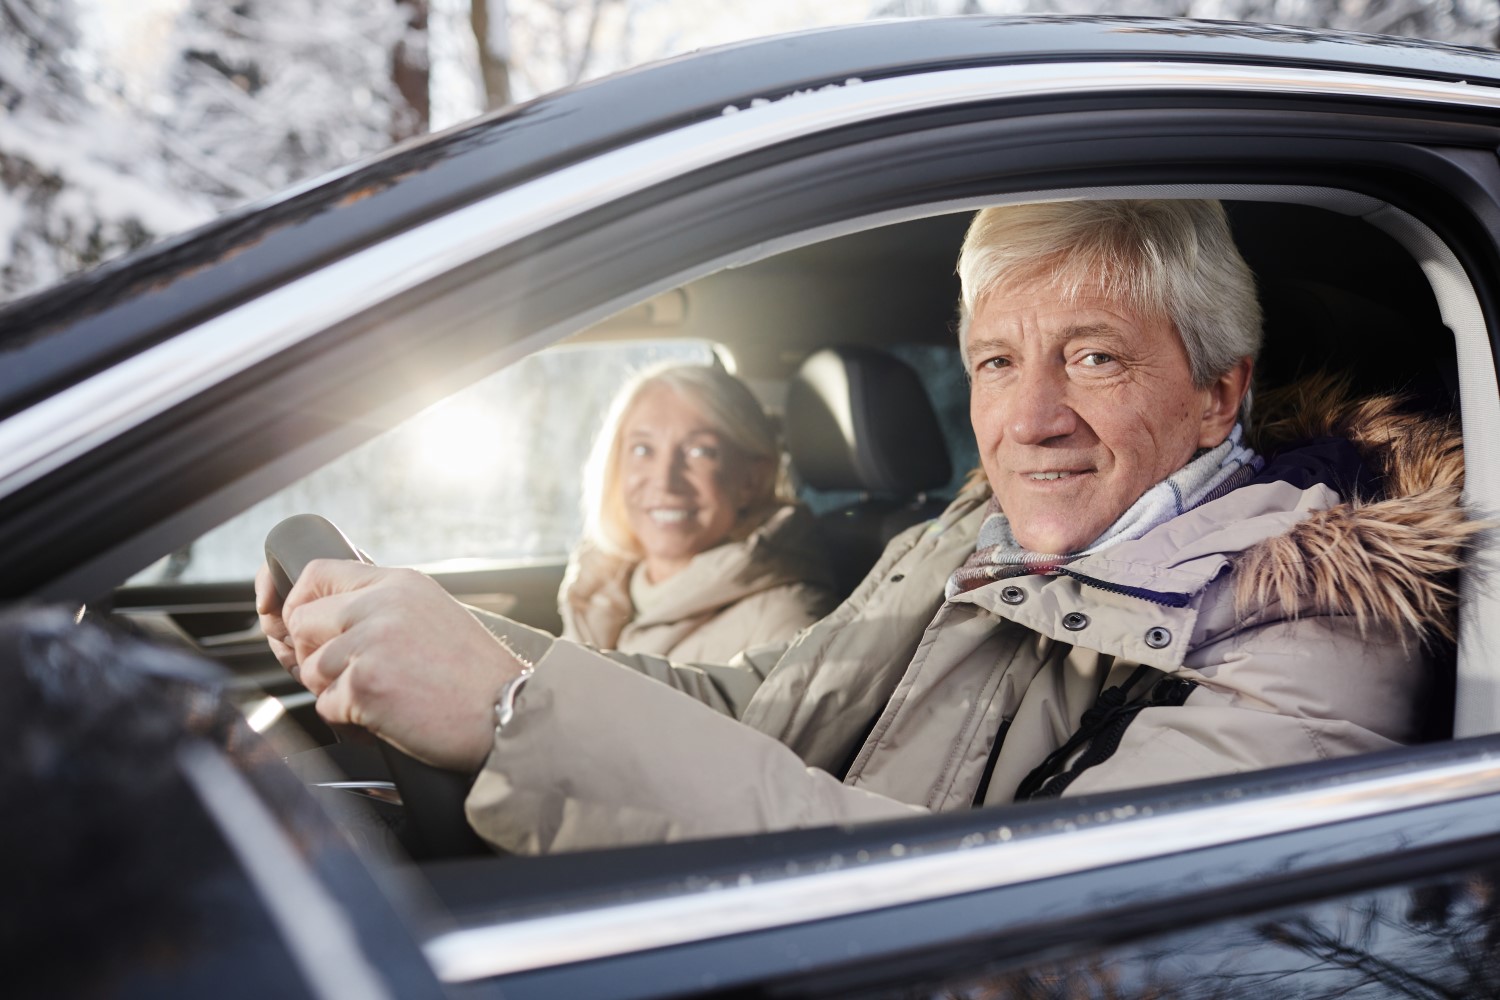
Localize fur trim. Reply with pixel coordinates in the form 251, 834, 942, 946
1236, 373, 1481, 645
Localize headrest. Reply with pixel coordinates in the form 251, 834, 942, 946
785, 346, 952, 494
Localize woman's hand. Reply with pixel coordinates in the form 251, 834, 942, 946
255, 560, 524, 772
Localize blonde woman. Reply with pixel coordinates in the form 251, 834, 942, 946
558, 364, 835, 661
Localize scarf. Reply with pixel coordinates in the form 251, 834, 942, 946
945, 423, 1262, 599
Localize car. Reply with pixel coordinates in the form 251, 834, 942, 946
6, 12, 1500, 998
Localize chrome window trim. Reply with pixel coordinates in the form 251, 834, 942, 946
5, 61, 1500, 500
314, 781, 403, 806
425, 753, 1500, 982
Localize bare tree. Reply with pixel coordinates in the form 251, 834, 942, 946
470, 0, 513, 109
393, 0, 431, 139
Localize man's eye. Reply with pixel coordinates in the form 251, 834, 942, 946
1080, 352, 1115, 367
686, 445, 720, 461
979, 357, 1010, 371
628, 443, 651, 458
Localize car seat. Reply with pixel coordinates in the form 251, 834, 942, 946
785, 346, 953, 596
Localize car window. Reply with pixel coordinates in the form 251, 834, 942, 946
125, 340, 717, 585
886, 863, 1500, 1000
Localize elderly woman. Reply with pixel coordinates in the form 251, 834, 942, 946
261, 199, 1473, 855
559, 364, 835, 660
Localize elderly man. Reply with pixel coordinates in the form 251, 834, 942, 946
262, 199, 1470, 854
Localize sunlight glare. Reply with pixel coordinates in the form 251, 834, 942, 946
406, 398, 508, 487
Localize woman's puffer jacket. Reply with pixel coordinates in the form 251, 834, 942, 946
468, 387, 1476, 854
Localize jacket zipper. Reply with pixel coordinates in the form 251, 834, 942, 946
1052, 567, 1193, 608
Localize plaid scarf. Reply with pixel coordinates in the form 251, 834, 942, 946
945, 423, 1262, 599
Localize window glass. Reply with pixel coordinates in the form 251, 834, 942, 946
850, 863, 1500, 1000
127, 340, 717, 584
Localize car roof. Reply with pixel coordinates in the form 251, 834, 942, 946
5, 15, 1500, 420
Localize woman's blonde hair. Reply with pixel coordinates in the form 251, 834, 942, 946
582, 363, 792, 558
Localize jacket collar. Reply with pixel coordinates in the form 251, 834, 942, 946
955, 379, 1473, 649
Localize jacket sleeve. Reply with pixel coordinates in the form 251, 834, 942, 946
1060, 613, 1423, 798
738, 582, 837, 651
469, 605, 784, 720
465, 638, 925, 854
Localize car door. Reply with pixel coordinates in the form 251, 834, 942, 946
9, 16, 1500, 1000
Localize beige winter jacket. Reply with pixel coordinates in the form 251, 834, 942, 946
468, 389, 1474, 854
558, 504, 836, 663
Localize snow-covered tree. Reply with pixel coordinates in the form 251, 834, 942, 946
155, 0, 420, 208
0, 0, 431, 304
486, 0, 865, 103
870, 0, 1500, 47
0, 0, 204, 299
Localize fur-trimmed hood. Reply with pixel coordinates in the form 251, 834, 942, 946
1236, 375, 1479, 645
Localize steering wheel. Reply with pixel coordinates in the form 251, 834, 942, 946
266, 514, 490, 860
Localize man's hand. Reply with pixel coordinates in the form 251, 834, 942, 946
255, 560, 524, 772
255, 562, 300, 674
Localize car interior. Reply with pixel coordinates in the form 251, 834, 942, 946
99, 189, 1491, 935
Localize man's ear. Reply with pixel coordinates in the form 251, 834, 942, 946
1198, 357, 1254, 448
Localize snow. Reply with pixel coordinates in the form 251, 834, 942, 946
0, 0, 413, 300
4, 115, 207, 235
6, 0, 1500, 303
76, 0, 185, 103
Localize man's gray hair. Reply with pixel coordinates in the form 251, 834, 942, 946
957, 199, 1262, 414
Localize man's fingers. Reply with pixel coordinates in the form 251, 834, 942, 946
299, 627, 358, 697
266, 633, 299, 674
254, 563, 283, 617
285, 572, 396, 658
282, 558, 387, 619
255, 562, 290, 646
314, 667, 357, 727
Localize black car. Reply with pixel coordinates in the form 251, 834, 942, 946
5, 14, 1500, 999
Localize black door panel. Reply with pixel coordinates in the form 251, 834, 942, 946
109, 558, 566, 749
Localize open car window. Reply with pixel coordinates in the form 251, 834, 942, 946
97, 189, 1499, 973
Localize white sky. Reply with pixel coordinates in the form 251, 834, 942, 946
77, 0, 188, 102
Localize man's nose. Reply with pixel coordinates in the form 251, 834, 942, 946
1007, 367, 1077, 445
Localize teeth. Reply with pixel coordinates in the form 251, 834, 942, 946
1029, 471, 1075, 481
649, 509, 691, 523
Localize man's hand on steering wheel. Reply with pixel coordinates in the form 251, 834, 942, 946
255, 560, 524, 773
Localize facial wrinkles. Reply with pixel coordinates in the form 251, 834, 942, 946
968, 286, 1206, 553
